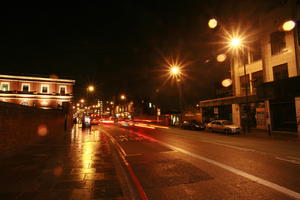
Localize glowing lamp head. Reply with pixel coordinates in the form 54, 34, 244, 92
120, 94, 126, 100
170, 65, 180, 76
208, 18, 218, 29
230, 38, 241, 47
87, 85, 95, 92
282, 20, 295, 31
80, 99, 85, 103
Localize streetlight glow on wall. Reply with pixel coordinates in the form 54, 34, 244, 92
282, 20, 296, 31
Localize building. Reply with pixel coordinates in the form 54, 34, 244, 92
199, 0, 300, 134
0, 74, 75, 109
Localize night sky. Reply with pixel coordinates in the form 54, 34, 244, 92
0, 1, 279, 109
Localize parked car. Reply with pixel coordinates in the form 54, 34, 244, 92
206, 120, 240, 134
181, 120, 205, 130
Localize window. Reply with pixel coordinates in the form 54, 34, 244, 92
22, 83, 30, 92
273, 63, 288, 81
0, 82, 9, 91
250, 40, 261, 62
240, 74, 250, 95
270, 31, 286, 55
41, 85, 49, 93
59, 86, 67, 95
251, 70, 263, 94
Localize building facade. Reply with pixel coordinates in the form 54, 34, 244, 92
0, 74, 75, 109
199, 0, 300, 134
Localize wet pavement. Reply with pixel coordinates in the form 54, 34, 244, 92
0, 125, 124, 200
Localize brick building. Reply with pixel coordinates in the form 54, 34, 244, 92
0, 74, 75, 109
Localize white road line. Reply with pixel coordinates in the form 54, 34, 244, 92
130, 131, 300, 200
276, 157, 300, 165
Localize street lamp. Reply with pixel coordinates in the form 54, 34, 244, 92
229, 36, 249, 133
87, 85, 95, 93
169, 64, 184, 124
169, 65, 181, 77
120, 94, 126, 100
80, 99, 85, 103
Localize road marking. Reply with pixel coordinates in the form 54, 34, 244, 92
202, 140, 257, 152
288, 156, 300, 162
276, 157, 300, 165
103, 130, 149, 200
129, 130, 300, 200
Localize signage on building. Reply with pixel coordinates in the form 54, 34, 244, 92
214, 107, 218, 114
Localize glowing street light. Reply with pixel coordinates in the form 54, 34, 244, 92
170, 65, 181, 76
230, 37, 241, 48
87, 85, 95, 92
282, 20, 296, 31
120, 94, 126, 100
80, 99, 85, 103
208, 18, 218, 29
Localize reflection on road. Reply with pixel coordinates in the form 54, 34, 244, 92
71, 124, 100, 174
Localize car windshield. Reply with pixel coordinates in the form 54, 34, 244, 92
223, 120, 232, 125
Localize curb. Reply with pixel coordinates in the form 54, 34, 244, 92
105, 132, 148, 200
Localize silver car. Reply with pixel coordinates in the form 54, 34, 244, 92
206, 120, 240, 134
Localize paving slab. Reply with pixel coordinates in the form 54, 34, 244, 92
0, 125, 124, 200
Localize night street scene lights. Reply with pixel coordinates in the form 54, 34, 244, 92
120, 94, 126, 100
87, 85, 95, 93
169, 65, 181, 78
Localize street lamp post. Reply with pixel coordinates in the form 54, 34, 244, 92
169, 65, 184, 124
229, 37, 249, 133
120, 94, 127, 116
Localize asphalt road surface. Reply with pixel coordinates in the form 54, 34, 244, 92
99, 123, 300, 200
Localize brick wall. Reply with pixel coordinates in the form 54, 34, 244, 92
0, 101, 71, 154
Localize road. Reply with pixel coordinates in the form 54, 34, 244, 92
99, 123, 300, 200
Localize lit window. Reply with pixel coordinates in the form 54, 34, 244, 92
41, 85, 49, 93
59, 86, 66, 95
0, 82, 9, 91
22, 83, 30, 92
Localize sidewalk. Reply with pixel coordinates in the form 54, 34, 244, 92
239, 128, 299, 140
0, 125, 124, 200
